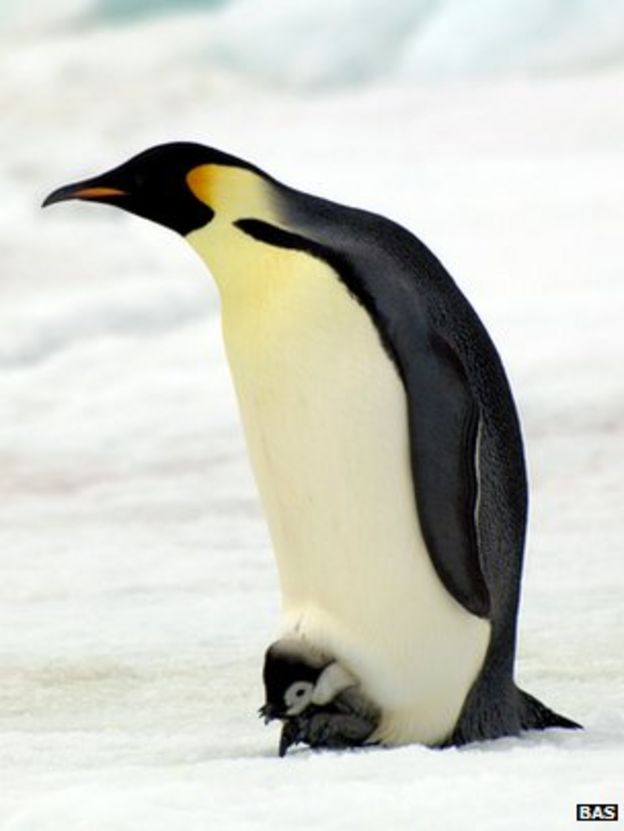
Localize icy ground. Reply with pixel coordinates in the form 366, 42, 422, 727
2, 14, 624, 831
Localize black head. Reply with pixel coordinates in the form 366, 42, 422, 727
260, 640, 329, 721
42, 142, 263, 236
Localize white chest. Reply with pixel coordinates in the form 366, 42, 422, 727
189, 221, 490, 745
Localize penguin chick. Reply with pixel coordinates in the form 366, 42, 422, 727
260, 638, 380, 756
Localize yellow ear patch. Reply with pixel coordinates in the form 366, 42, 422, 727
186, 164, 279, 223
186, 165, 214, 206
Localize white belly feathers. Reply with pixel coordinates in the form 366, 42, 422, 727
189, 218, 491, 746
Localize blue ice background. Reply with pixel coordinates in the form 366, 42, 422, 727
3, 0, 624, 88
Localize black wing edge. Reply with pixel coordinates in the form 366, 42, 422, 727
405, 330, 490, 618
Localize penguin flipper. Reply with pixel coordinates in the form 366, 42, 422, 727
405, 329, 489, 618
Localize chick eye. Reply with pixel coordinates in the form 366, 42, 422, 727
284, 681, 313, 711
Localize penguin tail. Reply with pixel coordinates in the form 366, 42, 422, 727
444, 678, 582, 747
518, 688, 582, 733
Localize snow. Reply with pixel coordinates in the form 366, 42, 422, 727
2, 6, 624, 830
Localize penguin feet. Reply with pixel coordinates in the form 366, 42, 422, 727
260, 636, 381, 756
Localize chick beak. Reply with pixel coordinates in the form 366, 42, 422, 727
258, 703, 282, 724
42, 179, 127, 208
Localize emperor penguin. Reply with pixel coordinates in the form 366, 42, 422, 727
43, 142, 580, 747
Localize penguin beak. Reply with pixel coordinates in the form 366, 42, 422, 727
42, 178, 127, 208
259, 703, 282, 724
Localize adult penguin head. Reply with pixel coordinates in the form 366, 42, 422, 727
42, 142, 266, 236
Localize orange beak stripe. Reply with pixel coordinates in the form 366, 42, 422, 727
73, 186, 127, 199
